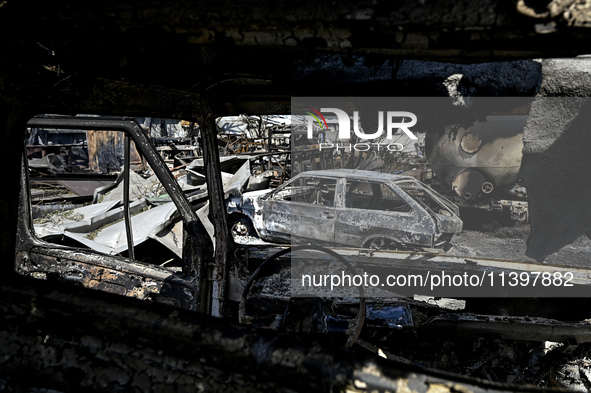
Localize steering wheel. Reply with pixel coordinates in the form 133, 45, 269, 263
239, 245, 366, 348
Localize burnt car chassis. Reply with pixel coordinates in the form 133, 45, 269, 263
15, 115, 591, 386
227, 169, 463, 250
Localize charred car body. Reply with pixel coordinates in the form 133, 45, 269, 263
227, 169, 463, 250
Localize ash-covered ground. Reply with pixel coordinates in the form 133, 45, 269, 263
448, 225, 591, 267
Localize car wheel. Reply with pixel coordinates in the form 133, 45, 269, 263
365, 237, 399, 250
228, 214, 254, 237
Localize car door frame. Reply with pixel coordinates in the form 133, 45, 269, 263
16, 116, 213, 312
334, 177, 437, 248
261, 174, 338, 245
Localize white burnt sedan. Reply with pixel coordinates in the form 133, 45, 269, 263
227, 169, 463, 250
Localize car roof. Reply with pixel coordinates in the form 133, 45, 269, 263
297, 169, 417, 183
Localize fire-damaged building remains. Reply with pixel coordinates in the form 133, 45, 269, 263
5, 1, 591, 392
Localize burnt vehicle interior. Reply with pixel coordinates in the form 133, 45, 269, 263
346, 179, 410, 211
5, 1, 591, 392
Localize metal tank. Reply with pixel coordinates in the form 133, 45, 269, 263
425, 115, 528, 203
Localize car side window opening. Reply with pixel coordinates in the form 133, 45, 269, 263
345, 180, 412, 212
396, 180, 454, 216
292, 177, 337, 206
273, 176, 337, 206
26, 126, 187, 271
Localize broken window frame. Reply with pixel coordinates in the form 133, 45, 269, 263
16, 115, 213, 311
394, 179, 460, 217
343, 179, 414, 213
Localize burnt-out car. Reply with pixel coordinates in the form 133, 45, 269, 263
227, 169, 463, 249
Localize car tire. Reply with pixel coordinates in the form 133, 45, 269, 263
228, 214, 254, 237
365, 237, 400, 250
